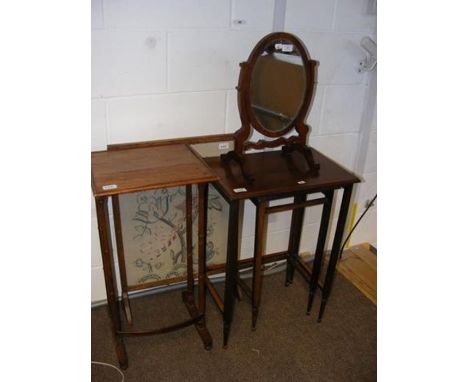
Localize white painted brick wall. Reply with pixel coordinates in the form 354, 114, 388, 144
102, 0, 231, 29
92, 30, 167, 97
91, 100, 107, 151
91, 0, 377, 302
91, 0, 104, 29
292, 31, 367, 85
358, 172, 377, 207
231, 0, 276, 30
225, 89, 241, 133
285, 0, 335, 31
365, 129, 377, 173
306, 85, 324, 135
320, 85, 367, 135
107, 91, 226, 143
310, 133, 360, 171
350, 94, 376, 247
334, 0, 377, 31
168, 30, 268, 92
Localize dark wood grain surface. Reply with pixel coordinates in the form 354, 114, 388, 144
91, 144, 218, 197
205, 148, 360, 201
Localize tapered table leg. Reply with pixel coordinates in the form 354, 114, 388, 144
252, 200, 268, 330
112, 195, 133, 326
197, 184, 207, 320
307, 190, 334, 314
318, 185, 353, 322
223, 200, 240, 348
285, 194, 307, 286
185, 185, 194, 294
194, 183, 213, 350
95, 196, 128, 370
183, 184, 213, 350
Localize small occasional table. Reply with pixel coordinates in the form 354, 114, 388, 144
203, 148, 360, 347
91, 144, 218, 369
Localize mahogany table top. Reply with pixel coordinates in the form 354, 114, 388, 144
91, 144, 218, 197
204, 148, 360, 201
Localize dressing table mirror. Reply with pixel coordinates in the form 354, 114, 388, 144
222, 32, 320, 181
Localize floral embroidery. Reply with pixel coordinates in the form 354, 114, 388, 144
120, 185, 228, 285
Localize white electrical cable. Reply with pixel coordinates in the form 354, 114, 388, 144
91, 361, 125, 382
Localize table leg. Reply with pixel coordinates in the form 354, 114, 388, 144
111, 195, 133, 326
182, 184, 213, 350
235, 201, 245, 302
306, 190, 334, 314
252, 200, 268, 330
197, 184, 207, 319
318, 185, 353, 322
95, 196, 128, 370
285, 194, 307, 286
185, 185, 194, 293
195, 183, 213, 350
223, 200, 240, 348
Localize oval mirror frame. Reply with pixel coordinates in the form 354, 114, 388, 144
221, 32, 319, 183
238, 32, 315, 140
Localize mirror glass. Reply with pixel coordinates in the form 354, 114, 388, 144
249, 40, 306, 133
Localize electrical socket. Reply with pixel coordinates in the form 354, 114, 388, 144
218, 142, 229, 150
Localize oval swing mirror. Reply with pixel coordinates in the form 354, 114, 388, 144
221, 32, 319, 182
248, 36, 308, 136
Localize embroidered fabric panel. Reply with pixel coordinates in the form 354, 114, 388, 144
119, 185, 228, 286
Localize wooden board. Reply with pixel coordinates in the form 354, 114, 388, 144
337, 244, 377, 305
106, 133, 234, 151
91, 144, 218, 197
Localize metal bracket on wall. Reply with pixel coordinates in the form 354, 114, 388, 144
359, 36, 377, 72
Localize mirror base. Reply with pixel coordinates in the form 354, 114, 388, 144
281, 144, 320, 177
220, 151, 254, 183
